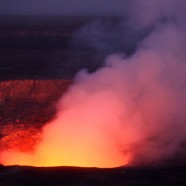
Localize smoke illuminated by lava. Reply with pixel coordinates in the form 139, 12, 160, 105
0, 0, 186, 167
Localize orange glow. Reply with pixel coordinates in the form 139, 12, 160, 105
0, 91, 132, 168
0, 116, 131, 168
0, 121, 131, 168
1, 139, 130, 168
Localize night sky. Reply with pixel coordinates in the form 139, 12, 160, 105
0, 0, 128, 15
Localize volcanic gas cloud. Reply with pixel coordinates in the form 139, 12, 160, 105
0, 0, 186, 167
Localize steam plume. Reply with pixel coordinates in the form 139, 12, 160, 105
0, 0, 186, 167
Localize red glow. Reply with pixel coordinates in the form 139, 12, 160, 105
0, 124, 41, 152
0, 91, 131, 168
0, 99, 131, 168
0, 125, 130, 168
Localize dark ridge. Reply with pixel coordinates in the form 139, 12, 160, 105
1, 165, 186, 186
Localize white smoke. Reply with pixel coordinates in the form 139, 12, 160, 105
48, 0, 186, 166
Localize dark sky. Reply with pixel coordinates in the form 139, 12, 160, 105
0, 0, 128, 16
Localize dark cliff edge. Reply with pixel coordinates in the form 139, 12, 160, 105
0, 80, 72, 152
0, 165, 186, 186
0, 79, 72, 125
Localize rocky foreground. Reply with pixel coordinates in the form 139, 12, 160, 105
0, 165, 186, 186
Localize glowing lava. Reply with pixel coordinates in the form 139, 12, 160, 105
0, 91, 132, 168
